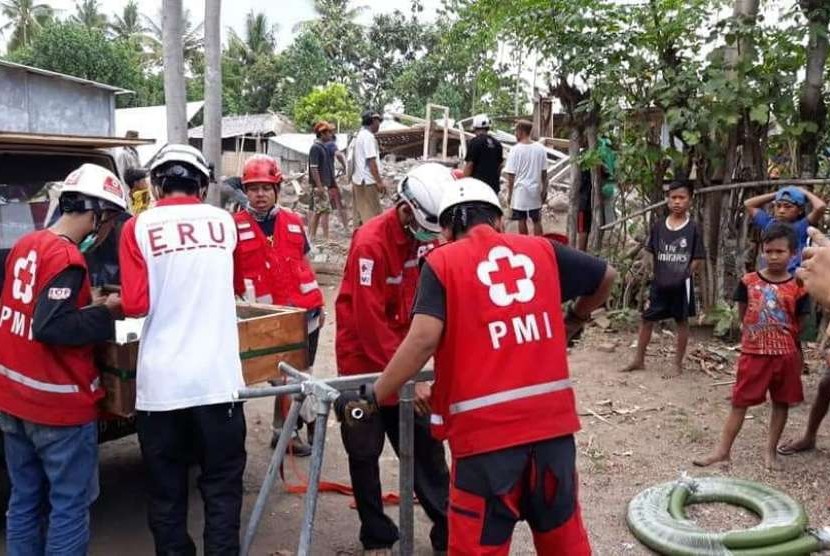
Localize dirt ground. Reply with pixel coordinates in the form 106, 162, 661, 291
6, 212, 830, 555
72, 297, 830, 555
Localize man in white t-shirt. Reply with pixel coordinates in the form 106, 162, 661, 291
351, 111, 387, 226
119, 144, 247, 555
505, 119, 548, 235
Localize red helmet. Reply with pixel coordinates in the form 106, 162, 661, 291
242, 155, 283, 186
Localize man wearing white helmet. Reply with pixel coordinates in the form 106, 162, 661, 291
0, 164, 126, 554
352, 177, 617, 554
463, 113, 504, 195
333, 162, 452, 554
119, 144, 247, 554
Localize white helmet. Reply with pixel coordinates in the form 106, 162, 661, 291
438, 177, 502, 225
472, 114, 491, 129
150, 144, 210, 188
60, 163, 128, 211
398, 163, 454, 233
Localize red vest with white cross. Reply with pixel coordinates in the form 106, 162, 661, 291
234, 209, 323, 310
0, 230, 103, 426
426, 225, 580, 458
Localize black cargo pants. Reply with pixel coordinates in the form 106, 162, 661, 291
340, 405, 450, 551
136, 402, 247, 556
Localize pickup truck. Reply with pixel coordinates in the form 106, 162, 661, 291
0, 131, 150, 515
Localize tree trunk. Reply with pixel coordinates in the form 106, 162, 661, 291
203, 0, 222, 206
700, 0, 760, 308
798, 0, 830, 178
585, 124, 603, 252
566, 127, 582, 245
163, 0, 187, 143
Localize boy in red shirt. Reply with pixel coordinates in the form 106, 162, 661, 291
694, 223, 809, 470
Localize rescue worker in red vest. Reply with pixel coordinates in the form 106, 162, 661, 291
333, 163, 453, 555
345, 178, 617, 554
233, 154, 324, 456
0, 164, 126, 554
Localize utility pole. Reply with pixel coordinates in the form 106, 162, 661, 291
204, 0, 223, 205
162, 0, 187, 143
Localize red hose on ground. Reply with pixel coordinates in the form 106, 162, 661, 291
282, 445, 403, 508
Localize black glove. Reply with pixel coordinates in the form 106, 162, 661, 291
334, 383, 377, 424
564, 305, 591, 346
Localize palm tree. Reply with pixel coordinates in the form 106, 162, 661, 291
144, 8, 204, 69
109, 0, 145, 40
294, 0, 366, 33
70, 0, 107, 30
227, 11, 277, 64
293, 0, 366, 65
0, 0, 52, 52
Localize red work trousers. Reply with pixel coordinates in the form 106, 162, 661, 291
447, 435, 591, 555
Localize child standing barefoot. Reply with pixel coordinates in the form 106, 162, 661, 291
694, 223, 809, 470
621, 180, 705, 376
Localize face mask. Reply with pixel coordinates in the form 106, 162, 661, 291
78, 234, 97, 253
410, 226, 438, 243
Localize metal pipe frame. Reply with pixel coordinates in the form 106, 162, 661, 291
398, 381, 416, 555
239, 363, 434, 555
236, 368, 434, 401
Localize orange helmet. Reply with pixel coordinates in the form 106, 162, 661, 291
242, 155, 283, 186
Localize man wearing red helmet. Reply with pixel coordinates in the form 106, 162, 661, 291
234, 154, 325, 455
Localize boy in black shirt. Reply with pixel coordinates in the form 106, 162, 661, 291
621, 180, 705, 376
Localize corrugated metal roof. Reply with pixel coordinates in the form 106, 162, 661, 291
0, 59, 130, 93
188, 113, 295, 139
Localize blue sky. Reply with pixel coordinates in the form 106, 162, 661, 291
0, 0, 442, 50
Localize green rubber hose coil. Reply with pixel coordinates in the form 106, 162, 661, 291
627, 475, 830, 555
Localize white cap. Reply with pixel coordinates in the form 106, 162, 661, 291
472, 114, 491, 129
61, 163, 128, 210
150, 144, 210, 183
398, 162, 455, 233
438, 177, 502, 223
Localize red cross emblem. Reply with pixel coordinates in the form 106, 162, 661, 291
487, 256, 529, 295
12, 250, 38, 305
476, 246, 535, 307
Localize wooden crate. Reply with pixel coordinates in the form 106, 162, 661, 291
236, 302, 309, 385
96, 302, 309, 417
96, 340, 139, 418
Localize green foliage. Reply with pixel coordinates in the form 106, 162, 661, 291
70, 0, 107, 30
360, 9, 437, 108
227, 10, 277, 64
707, 302, 739, 339
215, 2, 524, 120
7, 20, 142, 107
292, 83, 360, 131
1, 0, 53, 52
269, 31, 332, 113
142, 9, 204, 73
109, 0, 145, 41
